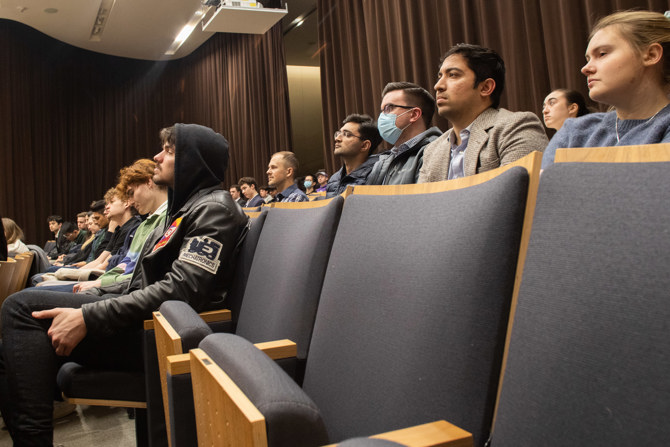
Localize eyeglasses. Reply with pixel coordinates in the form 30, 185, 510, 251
334, 129, 364, 140
381, 104, 416, 114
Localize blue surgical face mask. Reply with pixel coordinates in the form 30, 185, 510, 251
304, 180, 313, 188
377, 109, 412, 145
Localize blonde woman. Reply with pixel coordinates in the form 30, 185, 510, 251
542, 10, 670, 169
2, 217, 29, 257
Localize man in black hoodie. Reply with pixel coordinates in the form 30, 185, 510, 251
0, 124, 248, 446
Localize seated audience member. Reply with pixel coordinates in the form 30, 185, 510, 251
38, 187, 140, 284
74, 212, 89, 244
542, 89, 591, 131
60, 215, 98, 267
542, 10, 670, 169
0, 124, 248, 445
269, 186, 279, 200
229, 184, 247, 206
0, 216, 6, 261
259, 185, 276, 204
75, 159, 168, 293
2, 218, 29, 257
315, 169, 329, 192
77, 211, 88, 236
238, 177, 264, 208
304, 174, 318, 196
266, 151, 309, 202
327, 114, 383, 197
63, 202, 109, 267
91, 187, 141, 270
45, 215, 67, 259
295, 176, 308, 193
56, 221, 78, 255
419, 44, 548, 182
367, 82, 442, 185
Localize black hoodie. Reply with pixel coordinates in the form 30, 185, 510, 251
82, 124, 249, 335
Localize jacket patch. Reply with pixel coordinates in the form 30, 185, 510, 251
179, 236, 222, 274
153, 218, 182, 252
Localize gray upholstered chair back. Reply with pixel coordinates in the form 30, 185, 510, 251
491, 162, 670, 445
302, 167, 530, 446
235, 196, 344, 360
224, 212, 267, 330
200, 333, 329, 447
158, 300, 213, 351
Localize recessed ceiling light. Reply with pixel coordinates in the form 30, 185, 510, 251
165, 9, 203, 55
44, 8, 58, 13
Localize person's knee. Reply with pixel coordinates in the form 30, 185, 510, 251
2, 290, 34, 322
1, 289, 54, 324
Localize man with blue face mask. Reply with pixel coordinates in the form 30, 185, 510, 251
366, 82, 442, 185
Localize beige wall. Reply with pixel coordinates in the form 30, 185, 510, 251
286, 65, 325, 176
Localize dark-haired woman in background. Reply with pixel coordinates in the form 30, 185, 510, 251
542, 89, 591, 131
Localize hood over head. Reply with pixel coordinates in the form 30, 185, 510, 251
168, 123, 229, 217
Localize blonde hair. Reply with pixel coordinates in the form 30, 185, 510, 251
104, 187, 120, 203
591, 10, 670, 86
2, 218, 25, 245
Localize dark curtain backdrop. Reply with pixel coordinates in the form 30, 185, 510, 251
317, 0, 670, 172
0, 20, 291, 245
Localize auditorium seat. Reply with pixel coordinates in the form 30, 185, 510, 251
159, 196, 345, 446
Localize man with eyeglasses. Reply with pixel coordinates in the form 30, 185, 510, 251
366, 82, 443, 185
418, 44, 547, 182
326, 114, 383, 197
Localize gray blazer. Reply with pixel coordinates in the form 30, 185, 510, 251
418, 107, 548, 182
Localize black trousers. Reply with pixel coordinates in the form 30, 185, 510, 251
0, 288, 143, 447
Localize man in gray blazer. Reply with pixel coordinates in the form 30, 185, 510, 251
418, 44, 547, 182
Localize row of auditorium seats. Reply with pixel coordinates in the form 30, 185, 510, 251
58, 144, 670, 446
154, 150, 540, 447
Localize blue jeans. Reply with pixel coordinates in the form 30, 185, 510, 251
0, 288, 143, 446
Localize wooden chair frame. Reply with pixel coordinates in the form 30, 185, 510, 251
0, 258, 18, 309
554, 143, 670, 163
12, 252, 34, 294
155, 308, 297, 447
191, 346, 472, 447
266, 196, 338, 209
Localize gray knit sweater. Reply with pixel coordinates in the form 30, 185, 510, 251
542, 103, 670, 169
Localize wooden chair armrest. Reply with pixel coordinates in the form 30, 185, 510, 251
166, 339, 297, 377
323, 421, 473, 447
254, 339, 297, 360
167, 353, 192, 375
197, 308, 232, 324
144, 308, 232, 330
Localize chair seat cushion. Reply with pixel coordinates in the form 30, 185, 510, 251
57, 362, 145, 402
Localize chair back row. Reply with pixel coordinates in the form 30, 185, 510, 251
184, 144, 670, 446
0, 251, 34, 303
187, 151, 542, 447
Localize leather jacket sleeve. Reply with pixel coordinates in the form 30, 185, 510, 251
81, 191, 247, 336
